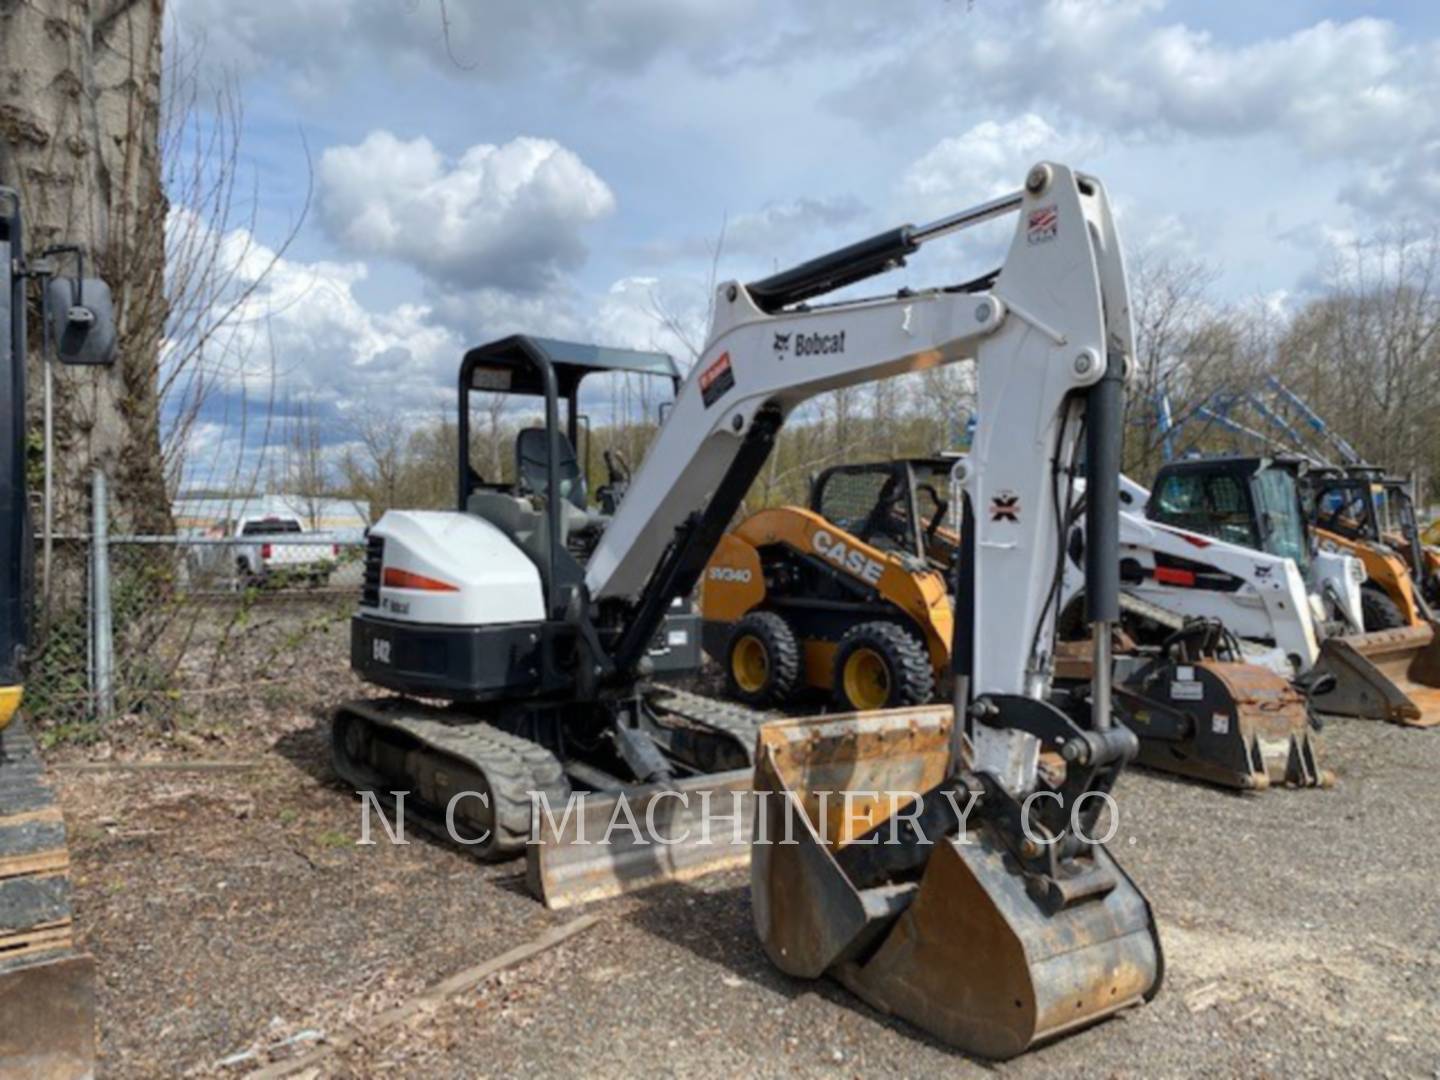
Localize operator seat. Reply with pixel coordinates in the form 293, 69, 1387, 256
516, 427, 587, 511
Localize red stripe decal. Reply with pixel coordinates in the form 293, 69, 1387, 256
383, 567, 459, 592
1154, 566, 1197, 587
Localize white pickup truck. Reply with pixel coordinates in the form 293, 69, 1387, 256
188, 515, 340, 589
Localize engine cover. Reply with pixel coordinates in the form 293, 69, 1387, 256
366, 510, 545, 626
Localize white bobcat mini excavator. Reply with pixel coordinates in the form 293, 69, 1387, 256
337, 163, 1161, 1057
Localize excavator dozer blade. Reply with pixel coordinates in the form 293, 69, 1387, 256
1310, 624, 1440, 726
527, 767, 753, 910
752, 707, 1162, 1060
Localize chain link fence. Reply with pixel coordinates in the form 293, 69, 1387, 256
29, 493, 366, 741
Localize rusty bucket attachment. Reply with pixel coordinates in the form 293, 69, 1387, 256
1115, 659, 1331, 790
751, 706, 1161, 1060
1056, 628, 1332, 791
1309, 624, 1440, 726
527, 767, 753, 910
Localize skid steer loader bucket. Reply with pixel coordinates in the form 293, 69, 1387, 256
527, 767, 753, 910
751, 707, 1161, 1060
1310, 623, 1440, 726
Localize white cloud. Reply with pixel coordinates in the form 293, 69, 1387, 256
901, 114, 1100, 212
839, 4, 1436, 175
317, 132, 615, 294
1339, 138, 1440, 217
164, 206, 465, 439
167, 0, 775, 88
589, 276, 708, 365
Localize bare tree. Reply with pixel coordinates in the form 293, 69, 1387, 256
279, 398, 329, 528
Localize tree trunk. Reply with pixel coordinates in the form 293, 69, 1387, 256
0, 0, 168, 534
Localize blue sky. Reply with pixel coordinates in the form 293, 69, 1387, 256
163, 0, 1440, 474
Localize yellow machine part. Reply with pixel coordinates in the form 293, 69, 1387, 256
751, 707, 1162, 1059
700, 506, 953, 692
0, 686, 20, 732
1316, 527, 1425, 625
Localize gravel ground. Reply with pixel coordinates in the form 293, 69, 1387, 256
51, 704, 1440, 1078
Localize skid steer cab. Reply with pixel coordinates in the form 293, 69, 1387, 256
1142, 456, 1440, 725
701, 457, 957, 710
1302, 465, 1440, 619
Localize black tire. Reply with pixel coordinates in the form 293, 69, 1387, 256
724, 611, 801, 706
831, 621, 935, 712
1360, 585, 1406, 631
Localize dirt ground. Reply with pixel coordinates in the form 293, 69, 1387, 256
49, 691, 1440, 1079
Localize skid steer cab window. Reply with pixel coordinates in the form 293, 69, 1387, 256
1253, 468, 1309, 571
1152, 471, 1256, 549
816, 468, 915, 557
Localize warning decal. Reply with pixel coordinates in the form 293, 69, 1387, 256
699, 351, 735, 409
1027, 205, 1058, 245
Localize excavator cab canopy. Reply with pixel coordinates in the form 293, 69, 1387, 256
456, 335, 683, 619
458, 335, 682, 507
1149, 455, 1313, 573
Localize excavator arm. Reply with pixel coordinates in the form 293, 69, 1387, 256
590, 164, 1132, 793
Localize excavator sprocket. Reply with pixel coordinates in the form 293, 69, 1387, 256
751, 707, 1162, 1060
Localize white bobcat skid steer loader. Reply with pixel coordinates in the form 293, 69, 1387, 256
339, 163, 1161, 1057
1107, 467, 1440, 726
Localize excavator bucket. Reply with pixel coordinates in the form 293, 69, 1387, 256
526, 767, 753, 910
751, 707, 1161, 1060
1310, 624, 1440, 726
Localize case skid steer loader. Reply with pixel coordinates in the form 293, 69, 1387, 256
700, 457, 956, 711
1303, 466, 1440, 614
0, 188, 116, 1077
337, 163, 1161, 1057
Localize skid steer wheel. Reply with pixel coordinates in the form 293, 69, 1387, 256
1360, 585, 1406, 631
832, 621, 934, 712
725, 611, 801, 706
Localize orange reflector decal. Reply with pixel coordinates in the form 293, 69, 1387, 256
1154, 566, 1197, 587
383, 567, 459, 592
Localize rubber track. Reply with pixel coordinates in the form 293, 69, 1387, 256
332, 701, 570, 858
644, 684, 770, 764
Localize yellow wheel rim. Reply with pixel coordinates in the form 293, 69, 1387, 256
843, 648, 891, 710
732, 635, 770, 693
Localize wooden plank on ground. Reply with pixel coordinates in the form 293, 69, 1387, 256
247, 914, 602, 1079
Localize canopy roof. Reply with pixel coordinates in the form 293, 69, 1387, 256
460, 334, 681, 398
